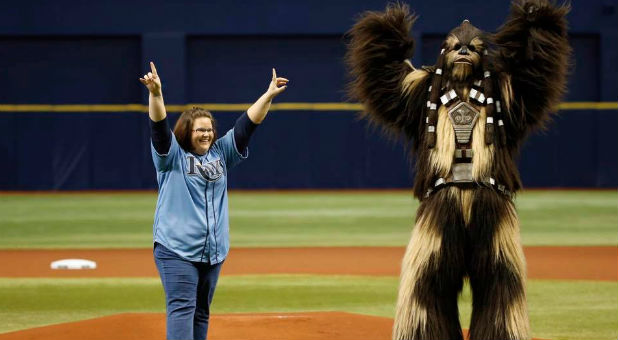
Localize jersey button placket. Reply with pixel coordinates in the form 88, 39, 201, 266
200, 154, 210, 263
205, 153, 218, 264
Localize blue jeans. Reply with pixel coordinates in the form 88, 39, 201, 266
154, 243, 223, 340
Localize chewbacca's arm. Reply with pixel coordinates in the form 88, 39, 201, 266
346, 3, 428, 141
493, 0, 570, 133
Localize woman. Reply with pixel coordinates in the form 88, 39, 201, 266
139, 62, 288, 340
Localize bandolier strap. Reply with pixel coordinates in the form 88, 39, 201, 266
481, 50, 496, 145
425, 48, 446, 148
424, 177, 513, 199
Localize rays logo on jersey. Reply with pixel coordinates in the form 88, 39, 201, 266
186, 156, 224, 182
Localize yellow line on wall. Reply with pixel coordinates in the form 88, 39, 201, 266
0, 102, 615, 113
557, 102, 618, 110
0, 104, 148, 112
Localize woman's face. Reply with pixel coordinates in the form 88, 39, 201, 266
191, 117, 214, 155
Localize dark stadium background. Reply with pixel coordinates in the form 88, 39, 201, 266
0, 0, 616, 190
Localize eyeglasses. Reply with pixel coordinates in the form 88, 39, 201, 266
193, 128, 213, 134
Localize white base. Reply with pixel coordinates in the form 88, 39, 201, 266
50, 259, 97, 270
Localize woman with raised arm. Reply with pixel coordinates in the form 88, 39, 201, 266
139, 62, 288, 340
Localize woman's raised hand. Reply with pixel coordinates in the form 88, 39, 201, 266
139, 62, 162, 96
267, 68, 289, 98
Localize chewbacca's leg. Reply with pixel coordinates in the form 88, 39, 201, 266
393, 188, 466, 340
467, 189, 530, 340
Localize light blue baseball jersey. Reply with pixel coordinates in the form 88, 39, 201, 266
151, 128, 247, 264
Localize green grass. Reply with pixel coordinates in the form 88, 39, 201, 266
0, 190, 616, 339
516, 191, 618, 246
0, 276, 616, 340
0, 278, 164, 333
0, 190, 616, 248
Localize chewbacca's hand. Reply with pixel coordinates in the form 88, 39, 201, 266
522, 0, 550, 22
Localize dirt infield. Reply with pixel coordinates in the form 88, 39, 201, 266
1, 247, 609, 339
0, 246, 616, 281
0, 312, 394, 340
0, 312, 544, 340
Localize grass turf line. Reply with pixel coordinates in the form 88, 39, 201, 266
0, 191, 616, 248
0, 276, 616, 340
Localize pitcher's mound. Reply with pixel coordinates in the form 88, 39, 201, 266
0, 312, 394, 340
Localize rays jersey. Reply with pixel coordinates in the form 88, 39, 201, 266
151, 129, 247, 263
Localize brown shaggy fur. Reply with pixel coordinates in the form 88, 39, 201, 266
345, 1, 570, 339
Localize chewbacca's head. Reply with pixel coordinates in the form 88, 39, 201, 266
443, 20, 486, 82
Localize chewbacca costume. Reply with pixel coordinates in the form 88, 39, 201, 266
346, 1, 570, 339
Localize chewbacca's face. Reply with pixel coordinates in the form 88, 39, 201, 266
443, 21, 485, 82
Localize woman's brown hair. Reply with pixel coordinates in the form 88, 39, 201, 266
173, 107, 217, 152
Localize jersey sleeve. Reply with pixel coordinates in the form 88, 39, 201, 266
151, 132, 181, 172
214, 128, 248, 169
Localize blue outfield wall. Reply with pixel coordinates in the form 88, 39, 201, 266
0, 0, 616, 190
1, 109, 616, 190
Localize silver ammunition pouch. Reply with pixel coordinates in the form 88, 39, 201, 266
448, 101, 479, 144
452, 163, 474, 182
